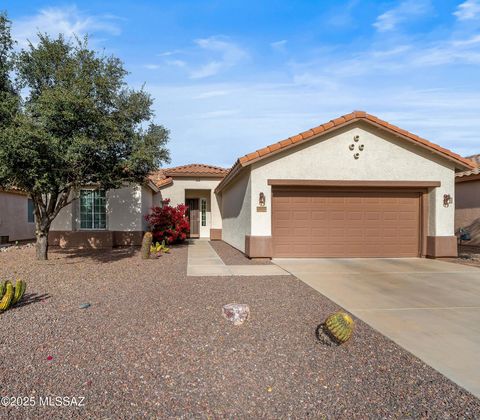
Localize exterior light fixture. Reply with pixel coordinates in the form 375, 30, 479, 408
259, 192, 266, 207
443, 194, 453, 207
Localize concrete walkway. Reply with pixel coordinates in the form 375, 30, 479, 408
187, 240, 288, 276
274, 257, 480, 399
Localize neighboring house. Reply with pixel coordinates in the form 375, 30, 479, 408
48, 111, 475, 258
455, 154, 480, 246
215, 111, 474, 259
49, 164, 228, 248
0, 189, 36, 243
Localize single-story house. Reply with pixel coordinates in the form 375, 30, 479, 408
49, 111, 475, 258
455, 154, 480, 246
0, 188, 36, 244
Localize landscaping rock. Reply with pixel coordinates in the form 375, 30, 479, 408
222, 303, 250, 325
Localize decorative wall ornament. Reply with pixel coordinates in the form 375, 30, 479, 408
349, 135, 365, 159
443, 194, 453, 208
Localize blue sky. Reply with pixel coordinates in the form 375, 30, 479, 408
3, 0, 480, 167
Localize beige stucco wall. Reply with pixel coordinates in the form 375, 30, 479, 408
141, 186, 153, 231
455, 179, 480, 245
157, 177, 223, 238
107, 186, 143, 231
238, 122, 456, 239
220, 168, 251, 252
0, 192, 35, 241
51, 184, 150, 232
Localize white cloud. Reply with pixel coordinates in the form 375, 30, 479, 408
12, 6, 121, 47
373, 0, 431, 32
144, 64, 161, 70
271, 40, 287, 52
166, 59, 187, 68
157, 50, 183, 57
189, 36, 248, 79
193, 90, 231, 99
454, 0, 480, 20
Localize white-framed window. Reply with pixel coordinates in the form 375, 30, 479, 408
79, 189, 106, 230
201, 198, 207, 227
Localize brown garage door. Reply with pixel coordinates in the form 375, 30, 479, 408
272, 189, 421, 258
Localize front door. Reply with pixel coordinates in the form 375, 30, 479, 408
186, 198, 200, 238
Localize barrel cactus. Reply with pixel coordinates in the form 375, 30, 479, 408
0, 280, 27, 313
0, 282, 14, 312
141, 232, 153, 259
12, 280, 26, 305
324, 311, 355, 344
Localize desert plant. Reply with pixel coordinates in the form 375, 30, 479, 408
150, 240, 171, 257
324, 311, 355, 344
12, 280, 26, 305
150, 241, 170, 257
145, 199, 189, 244
0, 282, 14, 311
141, 232, 153, 260
0, 280, 27, 313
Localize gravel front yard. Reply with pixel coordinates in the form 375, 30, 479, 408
444, 245, 480, 268
1, 245, 479, 418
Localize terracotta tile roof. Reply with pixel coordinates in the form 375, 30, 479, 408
164, 163, 229, 177
216, 111, 476, 193
0, 186, 28, 196
149, 164, 229, 188
456, 154, 480, 179
148, 169, 173, 188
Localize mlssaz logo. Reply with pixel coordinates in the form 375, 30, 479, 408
39, 396, 85, 407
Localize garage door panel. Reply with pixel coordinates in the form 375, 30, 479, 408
272, 189, 421, 257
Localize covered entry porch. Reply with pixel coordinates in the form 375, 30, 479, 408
185, 189, 213, 239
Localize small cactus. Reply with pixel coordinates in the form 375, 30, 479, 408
12, 280, 26, 305
141, 232, 153, 259
160, 240, 170, 254
150, 240, 170, 256
324, 311, 355, 344
0, 282, 14, 312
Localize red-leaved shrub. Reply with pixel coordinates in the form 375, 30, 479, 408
145, 199, 190, 244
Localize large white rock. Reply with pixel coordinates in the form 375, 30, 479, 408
222, 303, 250, 325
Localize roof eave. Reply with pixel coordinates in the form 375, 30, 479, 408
165, 172, 228, 178
240, 118, 473, 172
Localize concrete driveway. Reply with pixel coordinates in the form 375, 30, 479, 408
273, 257, 480, 399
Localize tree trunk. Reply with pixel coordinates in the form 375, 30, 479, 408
35, 228, 49, 261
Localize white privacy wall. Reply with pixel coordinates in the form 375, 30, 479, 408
249, 123, 456, 237
220, 169, 251, 252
